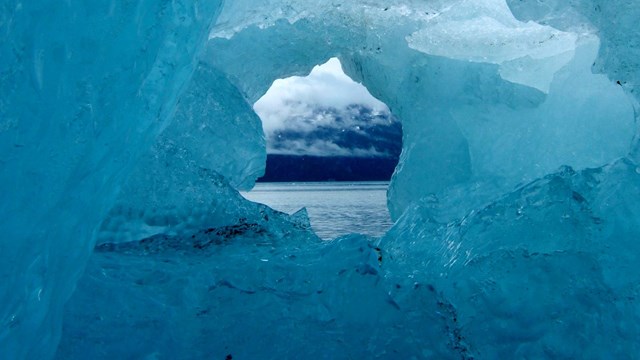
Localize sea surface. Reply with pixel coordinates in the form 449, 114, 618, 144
241, 181, 393, 239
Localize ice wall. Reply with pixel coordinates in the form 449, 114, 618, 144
3, 0, 640, 358
0, 1, 222, 358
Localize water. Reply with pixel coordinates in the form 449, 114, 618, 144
241, 181, 393, 239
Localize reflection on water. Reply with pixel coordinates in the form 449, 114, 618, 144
241, 182, 393, 240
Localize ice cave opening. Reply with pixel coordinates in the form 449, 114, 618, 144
242, 57, 402, 239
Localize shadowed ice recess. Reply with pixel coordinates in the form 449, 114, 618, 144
2, 0, 640, 358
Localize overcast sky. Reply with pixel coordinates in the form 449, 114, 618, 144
253, 58, 389, 135
253, 58, 397, 157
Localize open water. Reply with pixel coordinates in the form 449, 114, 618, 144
241, 181, 393, 239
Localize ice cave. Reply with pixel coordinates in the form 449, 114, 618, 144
2, 0, 640, 358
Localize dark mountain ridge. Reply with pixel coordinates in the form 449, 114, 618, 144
260, 104, 402, 182
258, 154, 399, 182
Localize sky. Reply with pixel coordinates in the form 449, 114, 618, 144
253, 58, 399, 157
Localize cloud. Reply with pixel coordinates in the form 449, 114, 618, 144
253, 58, 389, 135
264, 107, 402, 158
271, 143, 396, 158
252, 58, 400, 158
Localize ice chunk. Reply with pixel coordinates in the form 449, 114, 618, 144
381, 160, 640, 357
289, 207, 312, 230
168, 64, 266, 191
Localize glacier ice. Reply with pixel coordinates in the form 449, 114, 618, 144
97, 63, 266, 244
0, 1, 222, 358
381, 160, 640, 357
405, 0, 580, 92
2, 0, 640, 358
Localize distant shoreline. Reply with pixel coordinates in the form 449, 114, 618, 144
257, 154, 399, 182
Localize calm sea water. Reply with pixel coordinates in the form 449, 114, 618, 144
241, 181, 393, 239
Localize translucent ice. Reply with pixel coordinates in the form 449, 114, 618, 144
380, 160, 640, 357
2, 0, 640, 358
97, 63, 266, 244
0, 2, 221, 357
406, 0, 580, 92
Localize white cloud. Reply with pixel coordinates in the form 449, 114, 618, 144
253, 57, 389, 136
269, 139, 392, 158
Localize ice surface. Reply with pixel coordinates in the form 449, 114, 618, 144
380, 160, 640, 357
406, 0, 581, 92
58, 230, 462, 359
2, 0, 640, 358
0, 2, 221, 357
97, 63, 266, 244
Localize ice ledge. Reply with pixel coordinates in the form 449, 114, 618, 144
405, 0, 593, 93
